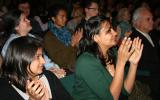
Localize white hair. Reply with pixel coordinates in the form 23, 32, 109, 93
132, 7, 149, 26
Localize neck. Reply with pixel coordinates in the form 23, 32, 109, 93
29, 75, 39, 81
54, 24, 63, 29
16, 31, 28, 36
99, 45, 109, 57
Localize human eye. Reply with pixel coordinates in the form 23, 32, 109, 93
106, 27, 112, 33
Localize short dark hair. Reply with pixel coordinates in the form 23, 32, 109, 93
82, 0, 99, 9
1, 36, 43, 92
3, 9, 22, 37
17, 0, 30, 6
47, 4, 67, 19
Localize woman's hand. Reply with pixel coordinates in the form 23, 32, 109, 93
49, 67, 66, 78
71, 28, 83, 47
117, 37, 133, 65
26, 80, 44, 100
129, 37, 143, 65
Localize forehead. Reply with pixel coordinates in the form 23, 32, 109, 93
141, 10, 152, 19
101, 21, 110, 28
36, 48, 43, 54
90, 2, 98, 8
19, 2, 30, 8
57, 10, 66, 15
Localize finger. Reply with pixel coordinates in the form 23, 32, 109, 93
123, 37, 132, 52
119, 37, 127, 51
137, 38, 142, 50
34, 84, 43, 95
38, 90, 45, 98
32, 81, 41, 92
140, 44, 144, 54
27, 80, 35, 90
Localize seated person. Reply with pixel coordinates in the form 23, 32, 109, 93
45, 4, 82, 72
1, 9, 66, 79
0, 36, 73, 100
73, 16, 143, 100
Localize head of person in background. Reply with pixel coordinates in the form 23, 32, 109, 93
117, 8, 131, 22
17, 0, 30, 17
132, 7, 153, 34
3, 9, 32, 37
83, 0, 99, 20
48, 4, 67, 29
1, 9, 32, 58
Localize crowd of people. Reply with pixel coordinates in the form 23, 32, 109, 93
0, 0, 160, 100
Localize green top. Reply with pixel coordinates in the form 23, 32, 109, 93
72, 52, 128, 100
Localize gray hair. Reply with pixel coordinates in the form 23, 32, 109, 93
132, 7, 149, 25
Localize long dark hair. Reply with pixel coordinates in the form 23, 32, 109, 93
1, 36, 43, 92
78, 15, 116, 66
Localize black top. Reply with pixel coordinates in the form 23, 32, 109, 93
0, 70, 73, 100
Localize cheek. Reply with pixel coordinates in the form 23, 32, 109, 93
30, 62, 43, 74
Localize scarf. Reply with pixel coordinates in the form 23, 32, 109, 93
48, 21, 71, 46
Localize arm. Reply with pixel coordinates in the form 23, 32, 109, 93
124, 37, 143, 93
110, 37, 133, 100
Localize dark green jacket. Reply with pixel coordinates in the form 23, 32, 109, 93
73, 52, 128, 100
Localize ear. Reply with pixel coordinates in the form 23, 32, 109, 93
15, 26, 19, 31
85, 8, 88, 13
93, 34, 99, 42
51, 17, 55, 22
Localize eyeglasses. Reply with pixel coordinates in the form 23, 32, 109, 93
87, 7, 99, 11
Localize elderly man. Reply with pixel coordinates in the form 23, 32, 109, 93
130, 7, 160, 99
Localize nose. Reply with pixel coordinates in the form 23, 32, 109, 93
40, 56, 46, 65
26, 18, 30, 23
111, 28, 118, 36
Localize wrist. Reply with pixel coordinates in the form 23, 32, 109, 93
130, 63, 138, 67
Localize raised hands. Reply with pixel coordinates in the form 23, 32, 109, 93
49, 67, 66, 79
26, 79, 50, 100
129, 37, 143, 65
117, 37, 133, 65
26, 80, 44, 100
71, 28, 83, 47
117, 37, 143, 66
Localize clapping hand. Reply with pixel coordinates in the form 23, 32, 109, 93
129, 37, 143, 65
71, 28, 83, 47
117, 37, 133, 65
26, 80, 44, 100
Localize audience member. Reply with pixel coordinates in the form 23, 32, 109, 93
117, 7, 132, 41
130, 7, 160, 99
17, 0, 44, 37
0, 36, 73, 100
67, 2, 84, 33
1, 10, 66, 79
75, 0, 99, 31
73, 15, 143, 100
44, 4, 82, 72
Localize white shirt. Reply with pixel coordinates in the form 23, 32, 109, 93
136, 28, 155, 47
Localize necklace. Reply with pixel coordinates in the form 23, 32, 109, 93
106, 64, 115, 77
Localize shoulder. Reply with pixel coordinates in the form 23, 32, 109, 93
76, 52, 101, 71
76, 52, 97, 64
0, 78, 23, 99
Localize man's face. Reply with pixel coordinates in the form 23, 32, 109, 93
85, 2, 99, 20
138, 10, 153, 33
18, 2, 30, 17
